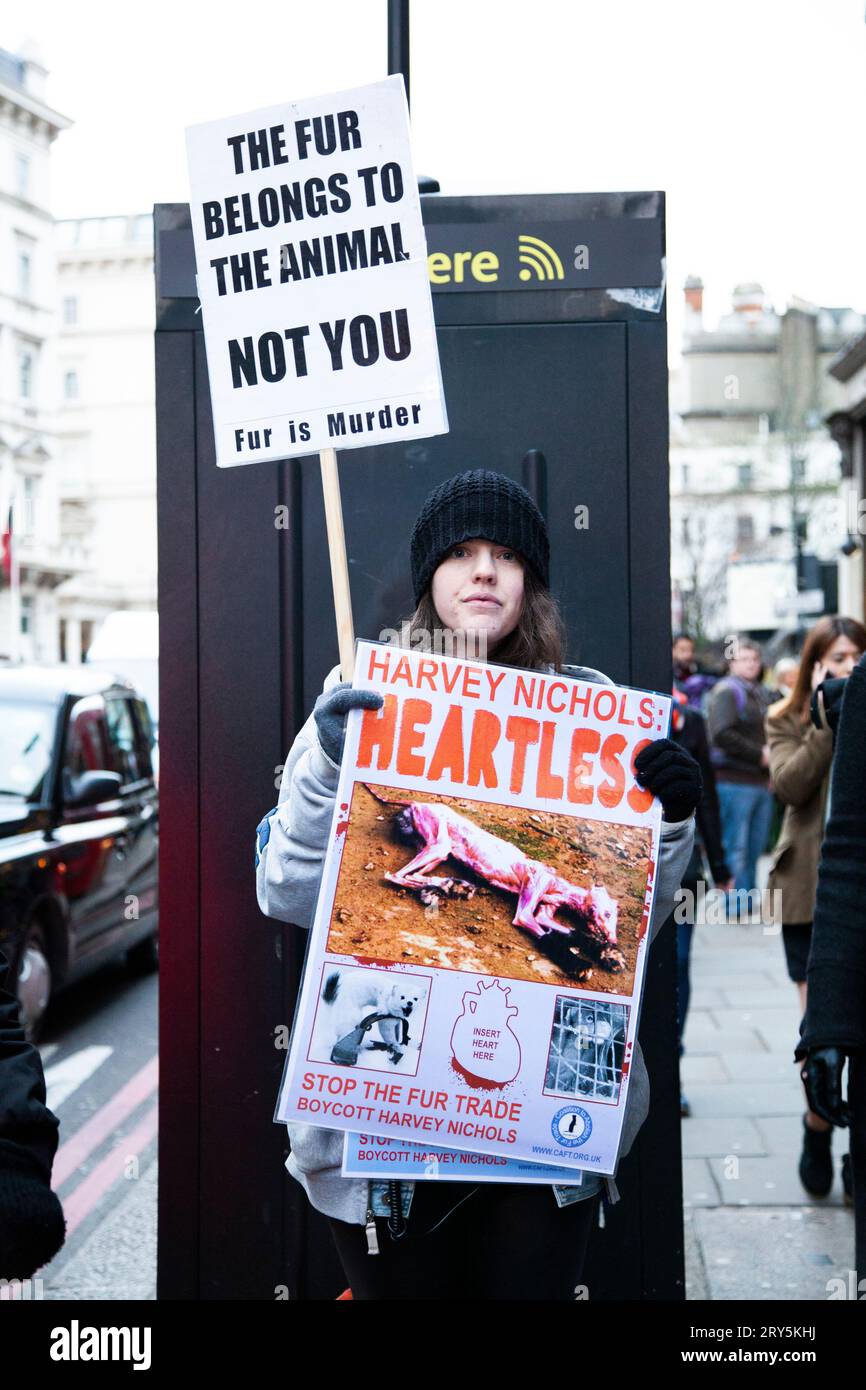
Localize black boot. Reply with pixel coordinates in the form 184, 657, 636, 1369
842, 1153, 854, 1206
798, 1115, 833, 1198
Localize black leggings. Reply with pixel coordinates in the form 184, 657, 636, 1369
327, 1180, 600, 1300
850, 1054, 866, 1286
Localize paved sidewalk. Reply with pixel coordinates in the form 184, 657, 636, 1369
43, 1160, 157, 1301
681, 910, 857, 1300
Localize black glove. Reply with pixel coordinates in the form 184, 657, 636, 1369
810, 678, 846, 738
800, 1046, 849, 1127
711, 860, 732, 885
0, 1148, 67, 1279
313, 682, 384, 766
634, 738, 702, 822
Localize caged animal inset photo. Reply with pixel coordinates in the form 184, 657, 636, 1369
543, 997, 629, 1102
327, 783, 653, 992
309, 963, 431, 1075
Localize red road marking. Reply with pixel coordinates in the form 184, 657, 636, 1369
53, 1054, 158, 1189
61, 1101, 159, 1238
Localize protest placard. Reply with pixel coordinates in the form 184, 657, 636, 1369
274, 640, 670, 1174
185, 76, 447, 469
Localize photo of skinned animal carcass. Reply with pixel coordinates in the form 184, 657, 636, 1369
326, 783, 653, 991
544, 997, 629, 1102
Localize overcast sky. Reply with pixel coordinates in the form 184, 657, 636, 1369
10, 0, 866, 357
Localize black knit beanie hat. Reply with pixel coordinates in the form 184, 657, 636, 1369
410, 470, 550, 605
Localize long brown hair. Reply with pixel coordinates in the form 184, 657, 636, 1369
394, 561, 566, 671
768, 614, 866, 723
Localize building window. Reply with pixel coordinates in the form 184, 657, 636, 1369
736, 514, 755, 546
792, 455, 806, 482
55, 221, 80, 248
88, 217, 127, 245
64, 369, 79, 400
737, 462, 753, 488
19, 351, 33, 399
132, 214, 153, 244
18, 251, 31, 298
23, 477, 38, 536
20, 594, 34, 636
682, 515, 691, 546
15, 152, 29, 198
63, 296, 78, 326
681, 462, 690, 489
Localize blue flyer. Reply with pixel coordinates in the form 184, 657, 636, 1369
342, 1132, 584, 1184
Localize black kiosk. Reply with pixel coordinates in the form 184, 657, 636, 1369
154, 189, 682, 1299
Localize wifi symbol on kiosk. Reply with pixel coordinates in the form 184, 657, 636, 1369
518, 234, 565, 281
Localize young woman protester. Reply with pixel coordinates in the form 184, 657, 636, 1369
766, 615, 866, 1201
256, 470, 700, 1301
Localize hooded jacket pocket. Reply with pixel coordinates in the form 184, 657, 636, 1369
285, 1121, 344, 1175
617, 1043, 649, 1160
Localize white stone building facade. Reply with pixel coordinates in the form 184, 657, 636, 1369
54, 213, 157, 661
0, 43, 76, 661
670, 278, 866, 643
0, 43, 156, 665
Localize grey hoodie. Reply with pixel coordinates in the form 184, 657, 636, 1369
256, 660, 694, 1225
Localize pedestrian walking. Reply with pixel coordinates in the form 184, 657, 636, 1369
796, 648, 866, 1284
767, 616, 866, 1198
771, 656, 799, 699
255, 469, 700, 1301
672, 631, 719, 712
705, 638, 775, 914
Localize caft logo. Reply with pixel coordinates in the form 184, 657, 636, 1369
551, 1104, 593, 1148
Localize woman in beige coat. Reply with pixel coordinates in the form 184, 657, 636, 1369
767, 615, 866, 1199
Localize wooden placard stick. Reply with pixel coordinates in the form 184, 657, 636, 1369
319, 447, 355, 681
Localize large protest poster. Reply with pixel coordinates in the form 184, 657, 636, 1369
186, 76, 447, 468
275, 641, 670, 1175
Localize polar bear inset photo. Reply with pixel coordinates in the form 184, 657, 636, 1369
309, 964, 431, 1075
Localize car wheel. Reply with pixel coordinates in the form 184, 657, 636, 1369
16, 919, 52, 1044
126, 932, 159, 975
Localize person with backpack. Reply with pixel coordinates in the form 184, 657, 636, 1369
705, 638, 775, 913
255, 469, 700, 1300
672, 632, 719, 712
766, 616, 866, 1199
